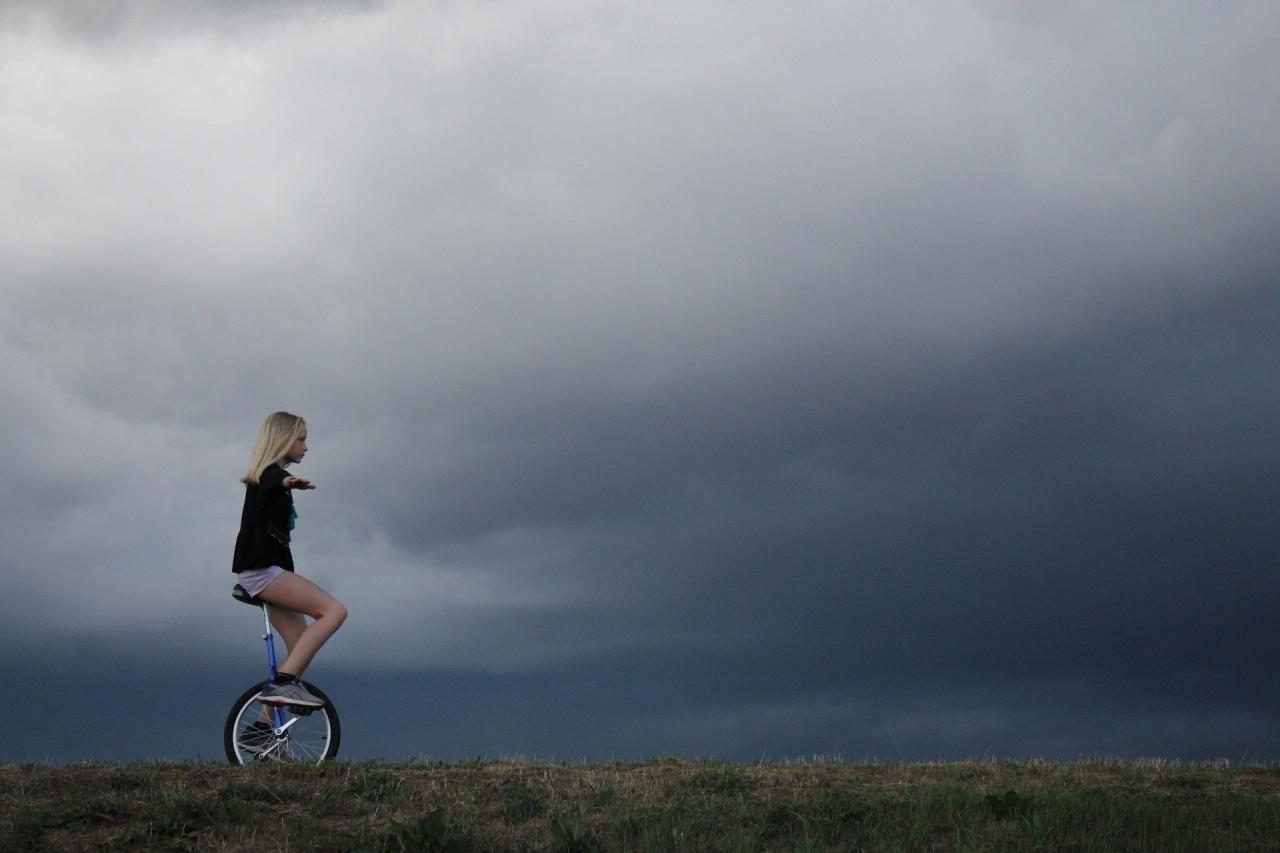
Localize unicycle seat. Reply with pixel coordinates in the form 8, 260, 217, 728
232, 584, 264, 607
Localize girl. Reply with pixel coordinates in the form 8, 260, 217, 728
232, 411, 348, 707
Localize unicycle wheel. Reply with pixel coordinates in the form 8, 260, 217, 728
224, 680, 341, 765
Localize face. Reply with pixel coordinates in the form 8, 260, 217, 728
285, 429, 308, 464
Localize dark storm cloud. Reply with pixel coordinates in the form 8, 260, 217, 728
5, 635, 1278, 763
328, 272, 1280, 758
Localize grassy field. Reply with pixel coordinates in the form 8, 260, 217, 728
3, 757, 1280, 851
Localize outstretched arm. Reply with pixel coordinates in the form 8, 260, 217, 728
283, 476, 316, 490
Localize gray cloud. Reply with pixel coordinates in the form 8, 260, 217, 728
0, 0, 386, 42
2, 0, 1278, 762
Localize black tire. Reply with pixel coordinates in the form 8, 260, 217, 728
224, 680, 341, 765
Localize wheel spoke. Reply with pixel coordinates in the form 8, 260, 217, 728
225, 684, 339, 765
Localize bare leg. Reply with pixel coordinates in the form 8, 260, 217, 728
257, 573, 348, 679
269, 607, 308, 661
257, 607, 309, 723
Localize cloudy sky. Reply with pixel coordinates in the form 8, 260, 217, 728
2, 0, 1278, 764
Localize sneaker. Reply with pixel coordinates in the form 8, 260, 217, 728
258, 679, 324, 708
239, 720, 275, 754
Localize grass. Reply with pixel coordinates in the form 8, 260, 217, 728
3, 757, 1280, 850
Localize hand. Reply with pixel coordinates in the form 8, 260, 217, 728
284, 476, 316, 490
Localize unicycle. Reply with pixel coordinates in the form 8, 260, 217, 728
224, 583, 341, 764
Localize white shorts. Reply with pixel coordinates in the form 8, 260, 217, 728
235, 565, 286, 598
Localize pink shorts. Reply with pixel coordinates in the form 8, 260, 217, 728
235, 565, 286, 598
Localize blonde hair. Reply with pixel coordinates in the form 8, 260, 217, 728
241, 411, 307, 485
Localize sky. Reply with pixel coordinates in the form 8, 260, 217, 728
2, 0, 1278, 764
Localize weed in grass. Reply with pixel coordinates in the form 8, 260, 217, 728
307, 788, 343, 818
694, 764, 749, 795
752, 790, 864, 849
216, 794, 255, 825
896, 784, 976, 851
389, 808, 473, 852
44, 794, 129, 832
1021, 806, 1062, 850
591, 783, 618, 810
982, 788, 1034, 820
146, 787, 212, 841
218, 779, 285, 804
604, 809, 644, 847
800, 788, 865, 845
759, 800, 801, 841
5, 806, 52, 852
351, 766, 408, 802
638, 798, 710, 851
500, 779, 544, 824
212, 778, 297, 829
264, 812, 359, 853
549, 812, 601, 853
107, 769, 149, 792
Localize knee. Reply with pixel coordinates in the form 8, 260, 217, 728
328, 601, 349, 628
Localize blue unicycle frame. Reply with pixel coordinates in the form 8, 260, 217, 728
257, 600, 289, 733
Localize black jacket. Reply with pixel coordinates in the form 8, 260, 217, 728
232, 463, 295, 573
